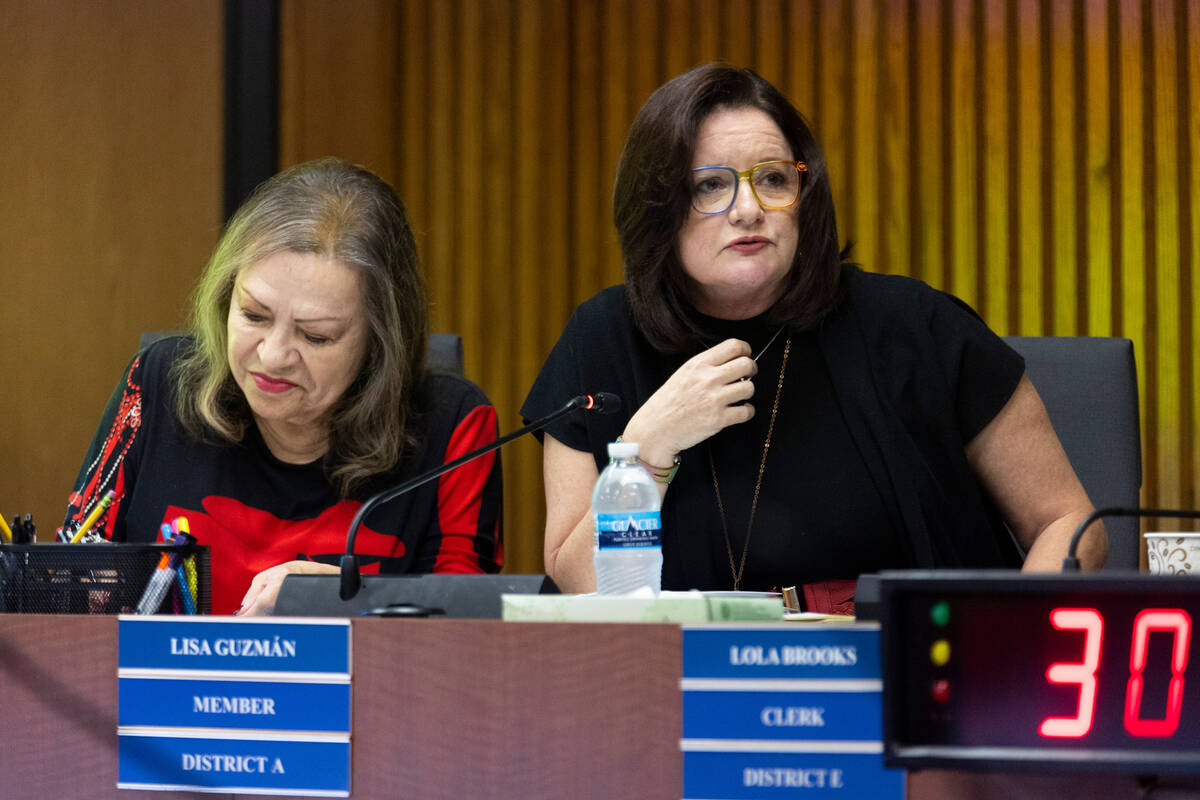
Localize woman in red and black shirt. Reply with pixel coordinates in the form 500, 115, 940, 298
62, 158, 502, 615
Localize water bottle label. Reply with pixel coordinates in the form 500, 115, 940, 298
595, 511, 662, 549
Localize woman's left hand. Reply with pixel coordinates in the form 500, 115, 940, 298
237, 560, 340, 616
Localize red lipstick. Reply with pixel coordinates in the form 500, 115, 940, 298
251, 372, 297, 394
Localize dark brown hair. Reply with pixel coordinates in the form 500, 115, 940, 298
614, 63, 843, 353
174, 157, 429, 496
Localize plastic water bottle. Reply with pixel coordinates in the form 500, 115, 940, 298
593, 441, 662, 595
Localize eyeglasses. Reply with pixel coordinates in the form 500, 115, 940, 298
690, 160, 808, 215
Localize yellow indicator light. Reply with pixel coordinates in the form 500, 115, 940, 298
930, 639, 951, 666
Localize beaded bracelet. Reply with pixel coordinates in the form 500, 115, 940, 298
616, 436, 681, 484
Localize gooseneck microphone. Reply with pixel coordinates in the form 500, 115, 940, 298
339, 392, 621, 599
1061, 507, 1200, 572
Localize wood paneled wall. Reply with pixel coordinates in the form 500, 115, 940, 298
0, 2, 222, 536
281, 0, 1199, 574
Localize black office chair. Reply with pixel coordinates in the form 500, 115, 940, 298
1004, 336, 1142, 569
139, 331, 464, 376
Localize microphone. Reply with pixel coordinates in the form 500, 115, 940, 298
339, 392, 621, 599
1061, 507, 1200, 572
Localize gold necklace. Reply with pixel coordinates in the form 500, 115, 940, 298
709, 336, 790, 591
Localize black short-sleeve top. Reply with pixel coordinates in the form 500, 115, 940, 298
521, 265, 1025, 591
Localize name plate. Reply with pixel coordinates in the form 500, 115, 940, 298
682, 683, 883, 741
118, 617, 351, 797
118, 617, 351, 674
119, 676, 351, 732
682, 749, 904, 799
682, 624, 880, 680
117, 731, 350, 795
681, 624, 902, 800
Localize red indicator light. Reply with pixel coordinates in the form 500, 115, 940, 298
931, 679, 951, 704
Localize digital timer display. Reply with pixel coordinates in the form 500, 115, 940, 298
879, 571, 1200, 773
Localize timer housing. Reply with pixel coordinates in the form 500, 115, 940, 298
879, 570, 1200, 774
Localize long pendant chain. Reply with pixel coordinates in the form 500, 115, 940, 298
710, 336, 791, 591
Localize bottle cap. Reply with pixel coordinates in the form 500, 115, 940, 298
607, 441, 638, 459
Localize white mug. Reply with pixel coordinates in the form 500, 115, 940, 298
1145, 532, 1200, 575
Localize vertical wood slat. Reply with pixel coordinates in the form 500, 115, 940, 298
479, 0, 518, 560
1015, 0, 1043, 334
949, 0, 980, 310
1083, 0, 1113, 337
455, 0, 484, 377
911, 0, 938, 286
1151, 0, 1183, 510
980, 0, 1011, 332
278, 0, 1200, 573
1117, 0, 1152, 512
1048, 0, 1079, 336
1188, 0, 1200, 512
850, 0, 879, 277
427, 1, 458, 336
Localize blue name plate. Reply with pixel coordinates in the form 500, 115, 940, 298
682, 686, 883, 741
118, 732, 349, 796
119, 677, 350, 732
118, 617, 350, 674
682, 750, 904, 799
682, 624, 880, 680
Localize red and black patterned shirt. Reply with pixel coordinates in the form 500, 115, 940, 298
62, 336, 503, 614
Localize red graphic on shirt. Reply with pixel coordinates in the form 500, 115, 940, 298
163, 497, 403, 615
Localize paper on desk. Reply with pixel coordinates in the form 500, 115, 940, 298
501, 589, 784, 622
783, 611, 857, 623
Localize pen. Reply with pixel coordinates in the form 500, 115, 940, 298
70, 490, 116, 544
0, 514, 11, 544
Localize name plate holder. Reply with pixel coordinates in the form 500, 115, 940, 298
681, 623, 905, 799
117, 616, 351, 796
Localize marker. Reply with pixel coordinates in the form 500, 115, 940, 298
70, 490, 117, 544
166, 521, 197, 615
136, 552, 175, 614
0, 514, 11, 544
174, 517, 200, 610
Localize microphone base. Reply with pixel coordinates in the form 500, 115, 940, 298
275, 573, 559, 619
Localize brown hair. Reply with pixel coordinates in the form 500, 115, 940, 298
173, 157, 429, 496
614, 63, 843, 353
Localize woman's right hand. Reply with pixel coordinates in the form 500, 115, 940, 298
541, 338, 757, 592
621, 338, 758, 468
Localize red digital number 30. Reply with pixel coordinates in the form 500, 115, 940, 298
1039, 607, 1192, 739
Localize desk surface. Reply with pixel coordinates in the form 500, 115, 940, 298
0, 615, 1194, 800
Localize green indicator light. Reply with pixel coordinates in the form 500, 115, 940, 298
931, 601, 950, 627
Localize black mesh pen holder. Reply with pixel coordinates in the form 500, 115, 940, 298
0, 543, 211, 614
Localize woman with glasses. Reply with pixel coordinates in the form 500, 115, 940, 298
522, 63, 1104, 606
62, 158, 503, 615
